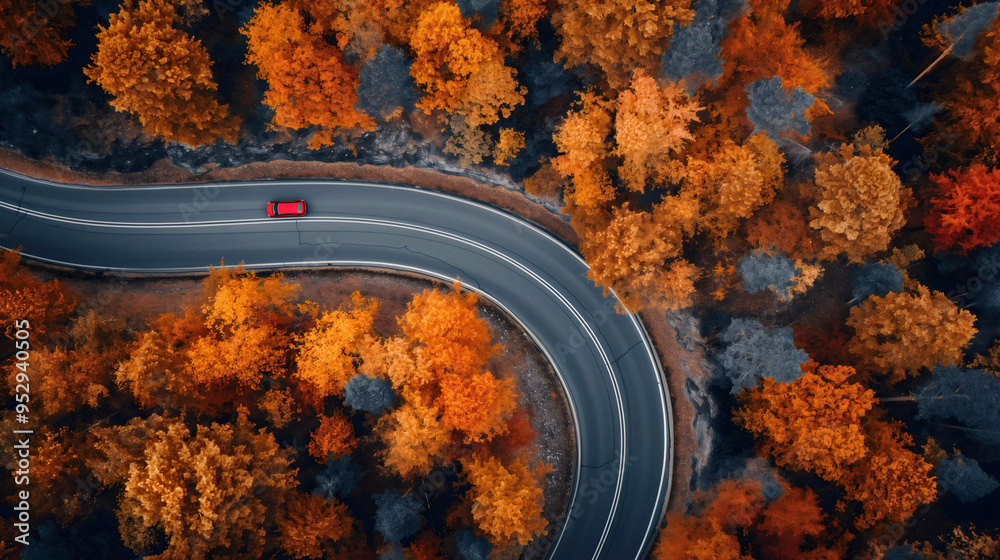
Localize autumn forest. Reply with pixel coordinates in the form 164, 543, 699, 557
2, 0, 1000, 558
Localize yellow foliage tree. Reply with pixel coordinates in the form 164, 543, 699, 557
493, 128, 525, 166
553, 0, 695, 89
847, 285, 977, 382
615, 70, 702, 191
376, 397, 450, 478
736, 363, 874, 482
462, 453, 551, 546
409, 2, 498, 113
295, 292, 379, 402
552, 93, 615, 213
85, 0, 238, 146
808, 144, 911, 262
117, 410, 296, 560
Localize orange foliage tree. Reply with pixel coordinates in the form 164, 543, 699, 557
798, 0, 905, 28
85, 0, 238, 146
653, 477, 834, 560
437, 371, 516, 442
746, 200, 819, 260
29, 311, 127, 418
552, 92, 615, 213
924, 13, 1000, 165
615, 70, 702, 192
307, 412, 357, 462
117, 266, 298, 411
684, 136, 783, 239
114, 410, 296, 560
0, 249, 76, 340
653, 479, 762, 560
720, 0, 830, 95
409, 2, 517, 120
458, 57, 527, 128
553, 0, 695, 89
462, 453, 551, 546
242, 2, 374, 148
359, 335, 433, 396
808, 144, 911, 262
25, 428, 88, 523
736, 363, 874, 482
501, 0, 546, 39
581, 201, 700, 312
925, 165, 1000, 253
295, 292, 379, 404
406, 531, 444, 560
0, 0, 87, 67
847, 285, 977, 382
399, 283, 497, 380
714, 0, 830, 130
756, 484, 828, 560
277, 492, 355, 559
842, 419, 937, 530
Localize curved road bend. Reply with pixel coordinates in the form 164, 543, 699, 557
0, 171, 672, 560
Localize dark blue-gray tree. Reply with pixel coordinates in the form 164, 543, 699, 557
851, 263, 904, 303
936, 2, 1000, 60
378, 543, 406, 560
455, 528, 493, 560
660, 0, 746, 91
313, 455, 364, 500
914, 366, 1000, 449
718, 318, 809, 393
357, 45, 420, 122
882, 546, 922, 560
523, 43, 576, 108
937, 453, 1000, 503
738, 250, 797, 298
344, 374, 396, 414
745, 76, 815, 138
374, 489, 424, 543
456, 0, 498, 28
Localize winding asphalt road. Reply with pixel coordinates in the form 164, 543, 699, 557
0, 169, 672, 560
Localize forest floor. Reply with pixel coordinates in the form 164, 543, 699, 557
4, 146, 701, 519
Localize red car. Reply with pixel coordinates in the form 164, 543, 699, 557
266, 200, 307, 217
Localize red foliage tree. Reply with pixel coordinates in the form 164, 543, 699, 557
307, 412, 357, 462
925, 164, 1000, 253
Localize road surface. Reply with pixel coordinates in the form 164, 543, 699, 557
0, 169, 672, 560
